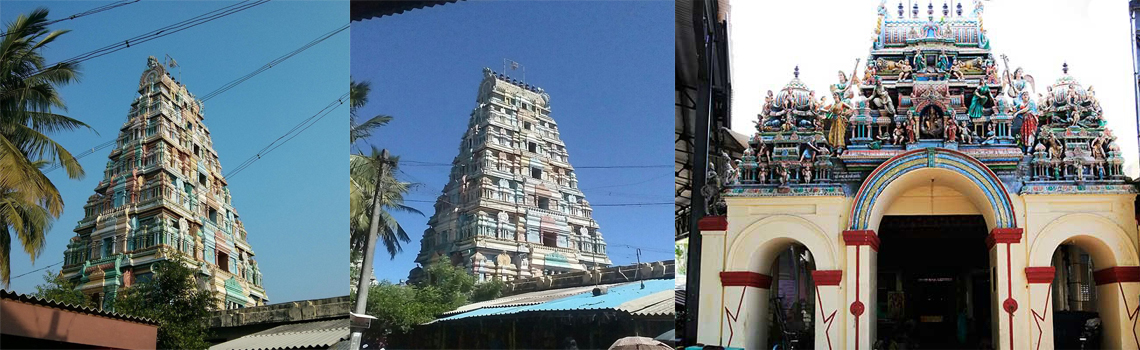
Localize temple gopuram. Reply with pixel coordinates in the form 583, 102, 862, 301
60, 57, 267, 311
697, 2, 1140, 349
410, 68, 612, 283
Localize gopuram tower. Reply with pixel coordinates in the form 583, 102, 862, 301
411, 68, 612, 282
60, 56, 267, 310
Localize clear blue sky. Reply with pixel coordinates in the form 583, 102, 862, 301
351, 1, 674, 282
2, 1, 348, 303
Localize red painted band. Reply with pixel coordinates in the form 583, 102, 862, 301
842, 230, 880, 252
986, 227, 1023, 249
1093, 266, 1140, 285
1025, 267, 1056, 284
698, 216, 728, 231
812, 270, 843, 286
720, 271, 772, 289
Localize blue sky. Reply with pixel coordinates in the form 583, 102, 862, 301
351, 1, 674, 282
2, 1, 348, 303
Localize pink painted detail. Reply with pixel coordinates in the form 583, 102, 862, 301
1030, 285, 1051, 350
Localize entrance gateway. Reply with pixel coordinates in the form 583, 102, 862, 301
694, 2, 1138, 350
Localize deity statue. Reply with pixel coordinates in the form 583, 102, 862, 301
944, 116, 958, 142
920, 108, 944, 139
936, 51, 951, 74
960, 121, 977, 144
891, 122, 906, 145
906, 115, 919, 143
775, 163, 790, 186
981, 122, 997, 145
913, 52, 927, 72
728, 160, 742, 185
827, 60, 861, 150
984, 59, 1000, 84
801, 163, 813, 183
967, 85, 993, 119
1090, 133, 1108, 160
1001, 55, 1036, 99
950, 60, 966, 80
897, 60, 914, 81
760, 90, 783, 131
1014, 91, 1039, 152
870, 79, 895, 117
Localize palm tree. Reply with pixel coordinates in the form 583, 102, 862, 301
0, 8, 89, 287
349, 79, 421, 259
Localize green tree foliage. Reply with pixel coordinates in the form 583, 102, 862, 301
348, 79, 421, 260
471, 278, 506, 302
0, 8, 90, 287
365, 262, 481, 336
112, 256, 217, 349
32, 270, 91, 307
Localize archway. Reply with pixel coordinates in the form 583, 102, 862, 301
721, 215, 841, 350
845, 148, 1018, 350
1027, 214, 1140, 350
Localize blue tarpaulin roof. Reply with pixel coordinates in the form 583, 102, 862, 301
436, 279, 673, 322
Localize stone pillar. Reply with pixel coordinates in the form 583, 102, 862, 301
812, 270, 844, 350
843, 230, 878, 350
696, 216, 727, 346
719, 271, 771, 350
987, 228, 1027, 350
1025, 266, 1055, 350
1092, 266, 1140, 350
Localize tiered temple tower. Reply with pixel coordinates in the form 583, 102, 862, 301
60, 56, 267, 310
411, 68, 612, 282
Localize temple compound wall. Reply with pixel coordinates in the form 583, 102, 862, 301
696, 2, 1139, 349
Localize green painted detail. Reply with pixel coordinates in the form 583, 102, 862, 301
926, 148, 937, 167
544, 252, 571, 268
224, 277, 249, 304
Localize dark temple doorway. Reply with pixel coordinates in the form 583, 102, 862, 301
876, 215, 993, 349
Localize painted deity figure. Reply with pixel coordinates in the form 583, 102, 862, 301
801, 164, 813, 183
1014, 91, 1039, 152
870, 79, 895, 117
891, 122, 905, 145
967, 85, 993, 119
827, 71, 857, 150
984, 59, 1000, 85
950, 60, 966, 80
913, 52, 927, 72
943, 116, 958, 142
760, 90, 783, 130
959, 121, 975, 144
936, 51, 951, 74
897, 60, 914, 81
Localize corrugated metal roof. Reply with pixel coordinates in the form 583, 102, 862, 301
436, 279, 673, 322
442, 283, 610, 316
0, 289, 157, 325
616, 289, 674, 316
209, 318, 349, 350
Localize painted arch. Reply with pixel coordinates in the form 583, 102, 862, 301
849, 148, 1017, 230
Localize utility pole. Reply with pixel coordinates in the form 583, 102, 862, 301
349, 149, 389, 350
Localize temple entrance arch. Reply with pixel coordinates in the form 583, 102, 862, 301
849, 148, 1017, 232
1026, 213, 1140, 350
719, 215, 842, 350
844, 148, 1020, 350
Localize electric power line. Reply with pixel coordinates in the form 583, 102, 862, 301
224, 92, 349, 180
27, 0, 270, 77
401, 160, 670, 169
199, 22, 348, 102
9, 260, 64, 281
0, 0, 143, 37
